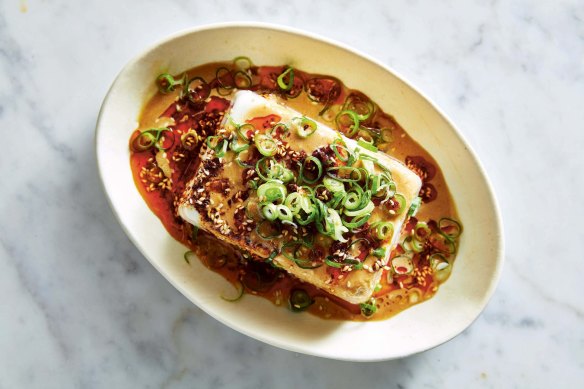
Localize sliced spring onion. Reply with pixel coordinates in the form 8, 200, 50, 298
430, 253, 452, 282
289, 289, 314, 312
323, 177, 345, 193
276, 205, 293, 222
371, 222, 394, 241
402, 235, 424, 253
132, 128, 174, 152
183, 250, 195, 264
235, 149, 254, 168
215, 67, 234, 90
229, 133, 249, 153
327, 166, 362, 183
324, 258, 343, 268
344, 200, 374, 218
389, 193, 406, 215
269, 123, 289, 137
330, 139, 350, 162
344, 95, 375, 121
327, 191, 346, 210
381, 128, 394, 142
438, 217, 462, 240
284, 192, 310, 214
324, 208, 349, 242
180, 131, 198, 150
278, 166, 295, 183
257, 180, 287, 203
372, 247, 386, 258
233, 56, 253, 71
391, 255, 414, 275
261, 203, 278, 221
277, 67, 294, 91
220, 281, 244, 302
430, 253, 450, 271
357, 139, 378, 152
335, 110, 360, 137
341, 213, 370, 229
156, 73, 183, 94
414, 221, 431, 240
429, 232, 456, 254
237, 123, 254, 141
294, 117, 318, 138
281, 242, 322, 269
255, 157, 275, 181
254, 134, 278, 157
324, 257, 364, 270
183, 76, 211, 102
133, 131, 156, 151
285, 193, 317, 225
343, 191, 361, 210
265, 250, 283, 269
299, 156, 323, 184
214, 139, 229, 157
407, 197, 422, 217
360, 298, 377, 317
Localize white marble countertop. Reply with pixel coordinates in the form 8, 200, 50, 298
1, 0, 583, 387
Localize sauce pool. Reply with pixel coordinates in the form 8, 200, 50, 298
130, 60, 461, 321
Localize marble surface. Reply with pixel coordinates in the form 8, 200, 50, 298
1, 0, 583, 387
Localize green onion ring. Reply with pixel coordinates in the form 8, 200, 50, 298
277, 67, 294, 91
233, 56, 253, 71
342, 214, 371, 229
276, 205, 293, 222
254, 134, 278, 157
335, 110, 360, 137
215, 67, 234, 90
237, 123, 255, 141
269, 123, 289, 137
261, 203, 278, 221
330, 139, 350, 162
323, 177, 345, 193
289, 289, 314, 312
133, 131, 156, 151
156, 73, 181, 94
281, 242, 322, 269
326, 166, 362, 183
257, 180, 287, 203
234, 70, 252, 89
299, 156, 323, 184
344, 200, 374, 217
407, 197, 422, 217
235, 149, 254, 168
255, 157, 274, 181
414, 221, 431, 240
438, 217, 462, 240
229, 134, 250, 153
295, 117, 318, 138
357, 139, 378, 152
371, 222, 394, 240
183, 76, 210, 102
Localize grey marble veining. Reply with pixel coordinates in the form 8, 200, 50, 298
0, 0, 583, 388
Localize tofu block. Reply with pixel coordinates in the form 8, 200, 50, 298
179, 91, 422, 304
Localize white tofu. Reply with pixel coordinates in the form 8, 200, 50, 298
178, 91, 422, 304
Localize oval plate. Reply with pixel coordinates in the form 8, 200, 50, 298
96, 22, 504, 361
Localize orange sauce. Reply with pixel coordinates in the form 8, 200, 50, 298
130, 61, 460, 320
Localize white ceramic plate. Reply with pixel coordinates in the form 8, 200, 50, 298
96, 23, 504, 361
